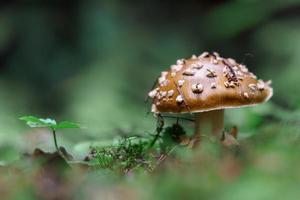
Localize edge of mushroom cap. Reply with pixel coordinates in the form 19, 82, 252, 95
152, 86, 273, 114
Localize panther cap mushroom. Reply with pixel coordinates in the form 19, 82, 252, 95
148, 52, 273, 138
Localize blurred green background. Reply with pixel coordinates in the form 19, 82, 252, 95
1, 0, 300, 199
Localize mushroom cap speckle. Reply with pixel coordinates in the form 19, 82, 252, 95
149, 52, 273, 113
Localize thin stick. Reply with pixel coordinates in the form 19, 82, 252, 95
161, 115, 195, 122
154, 145, 177, 169
144, 79, 158, 103
173, 80, 191, 113
149, 114, 164, 148
52, 130, 59, 152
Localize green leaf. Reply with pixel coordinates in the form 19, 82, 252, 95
56, 121, 81, 129
19, 116, 41, 124
19, 116, 54, 128
39, 118, 57, 126
19, 116, 80, 131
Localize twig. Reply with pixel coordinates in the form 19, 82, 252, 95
161, 115, 195, 122
173, 80, 191, 113
149, 114, 164, 148
153, 145, 178, 170
144, 79, 158, 103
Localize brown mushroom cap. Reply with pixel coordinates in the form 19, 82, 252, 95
149, 52, 273, 113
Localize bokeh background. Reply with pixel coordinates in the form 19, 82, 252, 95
1, 0, 300, 199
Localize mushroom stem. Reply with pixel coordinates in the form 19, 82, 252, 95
194, 109, 224, 139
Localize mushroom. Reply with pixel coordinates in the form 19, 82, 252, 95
148, 52, 273, 140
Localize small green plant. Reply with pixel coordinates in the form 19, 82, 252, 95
19, 116, 80, 152
89, 123, 187, 173
89, 136, 157, 173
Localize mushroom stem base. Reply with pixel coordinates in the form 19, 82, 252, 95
194, 109, 224, 139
